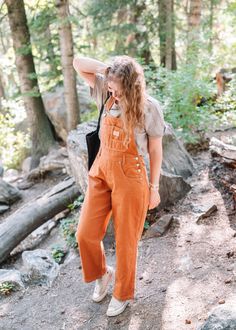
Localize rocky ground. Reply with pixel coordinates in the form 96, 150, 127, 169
0, 128, 235, 330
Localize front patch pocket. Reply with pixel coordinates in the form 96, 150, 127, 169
120, 158, 144, 179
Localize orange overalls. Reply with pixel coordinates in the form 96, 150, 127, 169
76, 96, 150, 301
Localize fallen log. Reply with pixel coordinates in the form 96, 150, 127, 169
209, 137, 236, 167
0, 177, 80, 265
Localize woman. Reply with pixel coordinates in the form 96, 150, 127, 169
73, 55, 166, 317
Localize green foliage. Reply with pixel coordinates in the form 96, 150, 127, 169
144, 221, 150, 230
59, 195, 85, 248
80, 103, 98, 123
210, 77, 236, 129
51, 244, 67, 264
21, 88, 41, 98
0, 101, 31, 170
59, 216, 78, 249
67, 195, 84, 211
144, 63, 215, 143
0, 282, 16, 296
212, 78, 236, 113
27, 0, 62, 92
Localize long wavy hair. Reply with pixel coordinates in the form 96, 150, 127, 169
103, 55, 147, 148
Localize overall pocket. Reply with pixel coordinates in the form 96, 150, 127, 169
120, 157, 144, 179
102, 123, 128, 152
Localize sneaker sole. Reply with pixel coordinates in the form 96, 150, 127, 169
106, 301, 129, 317
92, 269, 114, 303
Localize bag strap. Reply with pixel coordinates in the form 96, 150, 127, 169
96, 91, 110, 133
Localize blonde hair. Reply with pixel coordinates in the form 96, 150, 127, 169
104, 55, 147, 148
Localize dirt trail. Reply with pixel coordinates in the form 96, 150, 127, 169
0, 131, 236, 330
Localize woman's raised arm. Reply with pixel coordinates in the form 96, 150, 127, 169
73, 56, 108, 89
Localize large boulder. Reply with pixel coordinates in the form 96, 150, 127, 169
162, 124, 195, 179
67, 121, 193, 210
42, 83, 93, 142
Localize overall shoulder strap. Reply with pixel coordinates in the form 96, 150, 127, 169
96, 91, 110, 132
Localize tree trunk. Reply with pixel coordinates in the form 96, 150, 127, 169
45, 26, 60, 76
125, 2, 155, 65
114, 7, 128, 53
0, 69, 5, 100
165, 0, 177, 70
0, 177, 80, 265
209, 0, 214, 54
186, 0, 202, 62
158, 0, 167, 67
158, 0, 177, 70
55, 0, 80, 131
5, 0, 56, 170
0, 24, 7, 54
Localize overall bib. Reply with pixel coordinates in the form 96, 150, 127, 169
76, 96, 150, 301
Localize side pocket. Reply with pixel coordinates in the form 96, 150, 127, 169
88, 152, 100, 177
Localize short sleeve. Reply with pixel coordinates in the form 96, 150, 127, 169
145, 98, 166, 137
89, 73, 106, 110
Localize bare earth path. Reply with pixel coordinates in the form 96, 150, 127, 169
0, 130, 236, 330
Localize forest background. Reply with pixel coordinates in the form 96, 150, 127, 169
0, 0, 235, 171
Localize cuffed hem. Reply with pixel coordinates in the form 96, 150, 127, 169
83, 269, 107, 283
112, 291, 135, 301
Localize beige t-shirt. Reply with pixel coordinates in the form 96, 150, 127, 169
90, 73, 166, 156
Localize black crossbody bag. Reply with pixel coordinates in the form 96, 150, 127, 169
86, 92, 111, 170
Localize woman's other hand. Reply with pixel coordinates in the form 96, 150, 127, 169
148, 188, 161, 210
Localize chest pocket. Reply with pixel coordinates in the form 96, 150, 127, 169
101, 123, 128, 152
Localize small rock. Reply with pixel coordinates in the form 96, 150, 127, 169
226, 251, 234, 258
21, 157, 31, 173
225, 279, 232, 284
0, 269, 25, 290
0, 204, 10, 214
143, 214, 174, 239
227, 267, 234, 271
218, 299, 225, 304
196, 203, 218, 224
0, 178, 22, 204
17, 179, 34, 190
194, 265, 202, 269
185, 319, 191, 324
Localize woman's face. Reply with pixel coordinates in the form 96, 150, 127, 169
107, 79, 123, 102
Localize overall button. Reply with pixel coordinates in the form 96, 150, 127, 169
137, 169, 141, 172
136, 163, 140, 167
134, 157, 138, 160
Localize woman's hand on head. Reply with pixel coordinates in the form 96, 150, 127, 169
73, 57, 108, 89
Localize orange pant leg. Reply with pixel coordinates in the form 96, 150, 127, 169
76, 176, 112, 282
111, 169, 149, 300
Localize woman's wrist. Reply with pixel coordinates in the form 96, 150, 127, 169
149, 182, 160, 191
73, 56, 107, 75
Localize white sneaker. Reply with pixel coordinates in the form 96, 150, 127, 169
106, 296, 129, 317
92, 266, 114, 302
